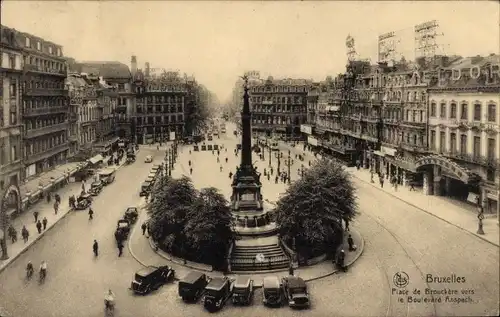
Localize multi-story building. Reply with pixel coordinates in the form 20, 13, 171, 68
132, 63, 186, 144
17, 28, 69, 178
73, 61, 132, 142
0, 26, 23, 207
250, 77, 310, 139
425, 54, 499, 216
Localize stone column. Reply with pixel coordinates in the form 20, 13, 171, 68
387, 162, 391, 179
433, 165, 442, 196
402, 170, 407, 186
444, 177, 451, 196
423, 171, 431, 195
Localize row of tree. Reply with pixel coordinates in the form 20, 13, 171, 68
148, 158, 358, 267
147, 175, 234, 270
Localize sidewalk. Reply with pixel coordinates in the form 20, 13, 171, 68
0, 159, 128, 274
347, 166, 500, 246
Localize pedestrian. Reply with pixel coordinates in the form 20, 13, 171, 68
217, 157, 220, 163
344, 218, 350, 232
54, 202, 59, 215
21, 226, 29, 243
288, 264, 294, 276
409, 180, 415, 191
220, 165, 223, 172
225, 157, 228, 163
47, 193, 51, 203
379, 175, 384, 188
275, 175, 278, 184
8, 226, 17, 243
117, 242, 124, 257
336, 249, 346, 272
190, 167, 193, 175
88, 208, 94, 220
188, 160, 191, 166
36, 220, 42, 234
42, 217, 48, 230
141, 222, 147, 235
33, 210, 39, 223
93, 240, 98, 257
347, 234, 357, 252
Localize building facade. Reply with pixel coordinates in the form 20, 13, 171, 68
0, 26, 24, 202
132, 68, 186, 144
17, 29, 69, 178
250, 77, 310, 139
425, 55, 500, 215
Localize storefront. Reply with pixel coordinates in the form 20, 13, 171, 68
93, 137, 119, 156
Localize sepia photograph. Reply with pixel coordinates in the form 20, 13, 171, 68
0, 1, 499, 316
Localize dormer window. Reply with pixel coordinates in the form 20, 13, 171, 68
48, 46, 53, 54
37, 41, 41, 50
25, 37, 31, 47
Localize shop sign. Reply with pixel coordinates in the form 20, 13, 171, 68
300, 125, 312, 135
307, 136, 318, 146
381, 146, 397, 157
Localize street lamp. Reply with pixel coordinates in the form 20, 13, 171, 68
285, 149, 292, 184
477, 199, 485, 235
277, 152, 281, 175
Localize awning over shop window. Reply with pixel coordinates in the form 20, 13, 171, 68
326, 106, 340, 112
373, 150, 385, 157
88, 154, 104, 165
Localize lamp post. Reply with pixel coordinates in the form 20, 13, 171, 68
277, 151, 281, 175
477, 199, 485, 235
286, 149, 292, 184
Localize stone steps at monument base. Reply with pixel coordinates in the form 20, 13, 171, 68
230, 244, 290, 272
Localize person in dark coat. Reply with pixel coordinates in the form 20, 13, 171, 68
8, 226, 17, 243
42, 217, 48, 230
288, 264, 294, 276
117, 242, 124, 257
141, 223, 147, 235
93, 240, 99, 257
21, 226, 29, 243
33, 210, 39, 223
336, 249, 346, 272
36, 220, 42, 234
88, 208, 94, 220
347, 234, 356, 251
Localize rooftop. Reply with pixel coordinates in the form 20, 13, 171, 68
74, 61, 131, 79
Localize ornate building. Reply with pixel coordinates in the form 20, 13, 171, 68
250, 77, 310, 139
425, 54, 499, 215
0, 26, 23, 197
132, 65, 186, 144
17, 28, 69, 178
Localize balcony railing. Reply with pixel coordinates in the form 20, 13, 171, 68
398, 142, 427, 153
24, 88, 68, 96
24, 122, 67, 139
24, 143, 70, 165
23, 64, 66, 76
443, 152, 499, 168
23, 106, 67, 117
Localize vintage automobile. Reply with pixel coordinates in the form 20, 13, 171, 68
282, 276, 310, 308
139, 181, 152, 197
75, 193, 92, 210
146, 175, 155, 185
99, 168, 116, 185
124, 207, 139, 224
262, 276, 284, 307
231, 276, 254, 305
126, 152, 136, 164
144, 155, 153, 163
202, 277, 233, 312
178, 271, 210, 303
148, 172, 157, 181
131, 265, 175, 295
89, 180, 103, 196
115, 219, 131, 241
150, 165, 160, 174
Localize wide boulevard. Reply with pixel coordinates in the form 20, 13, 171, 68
0, 122, 498, 317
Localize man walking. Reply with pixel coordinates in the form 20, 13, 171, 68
93, 240, 99, 257
54, 201, 59, 215
141, 222, 147, 235
117, 242, 124, 257
33, 210, 39, 223
88, 207, 94, 220
42, 217, 48, 230
21, 226, 29, 243
36, 220, 42, 234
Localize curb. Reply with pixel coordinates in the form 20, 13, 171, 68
350, 171, 499, 247
0, 160, 129, 275
0, 206, 74, 274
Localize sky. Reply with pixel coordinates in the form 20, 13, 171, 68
2, 1, 499, 103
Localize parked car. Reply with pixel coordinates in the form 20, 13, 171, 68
75, 193, 92, 210
262, 276, 284, 307
202, 277, 233, 312
282, 276, 310, 308
140, 181, 152, 197
178, 271, 210, 303
131, 265, 175, 295
89, 180, 104, 196
232, 276, 254, 305
124, 207, 139, 224
99, 168, 116, 185
145, 155, 153, 163
115, 219, 131, 240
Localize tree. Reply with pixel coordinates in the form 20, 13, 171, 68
147, 178, 235, 270
183, 187, 235, 269
275, 159, 358, 260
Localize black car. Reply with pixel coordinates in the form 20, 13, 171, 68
74, 194, 92, 210
263, 276, 284, 307
178, 271, 210, 303
282, 276, 310, 308
131, 265, 175, 295
124, 207, 139, 224
115, 219, 131, 242
203, 277, 233, 312
232, 276, 254, 305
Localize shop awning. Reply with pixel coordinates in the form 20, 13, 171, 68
373, 150, 385, 157
88, 154, 104, 165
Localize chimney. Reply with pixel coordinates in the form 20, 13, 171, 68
131, 56, 137, 76
145, 62, 150, 78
